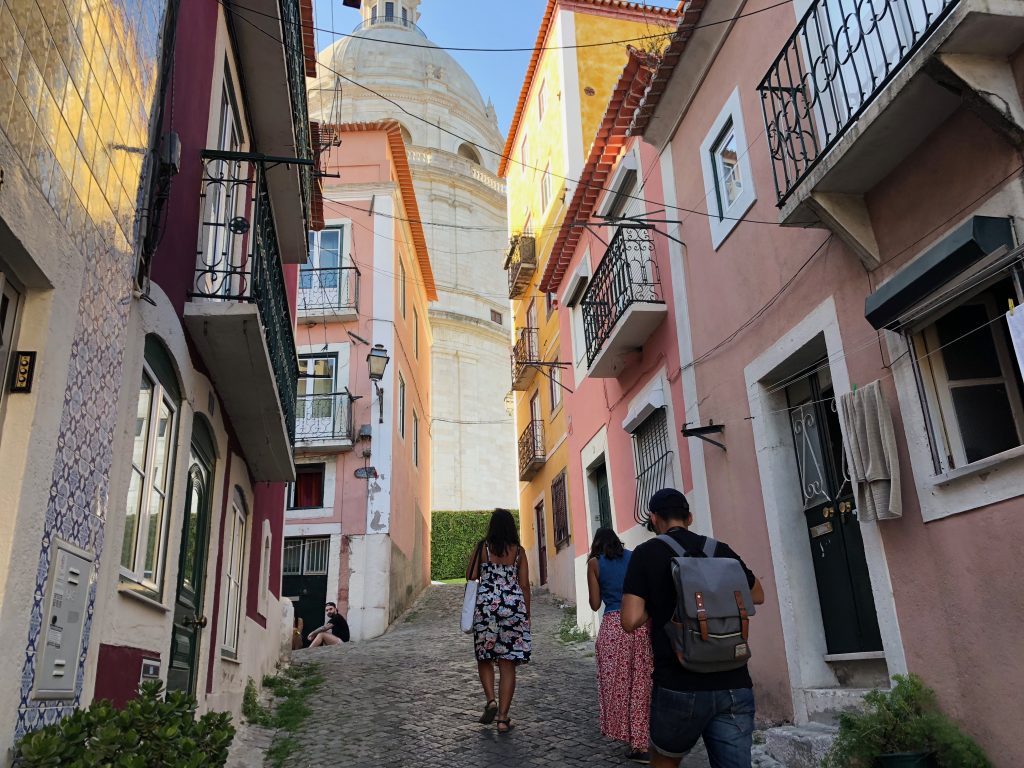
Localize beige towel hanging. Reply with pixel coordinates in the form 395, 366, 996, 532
838, 380, 902, 521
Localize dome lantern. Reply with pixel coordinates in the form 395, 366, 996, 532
360, 0, 421, 28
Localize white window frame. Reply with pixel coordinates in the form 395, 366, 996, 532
0, 271, 24, 416
413, 307, 420, 359
301, 226, 349, 311
399, 259, 407, 318
288, 462, 327, 510
540, 163, 553, 212
221, 489, 248, 658
398, 372, 406, 439
521, 134, 529, 170
120, 361, 178, 594
563, 254, 592, 383
413, 410, 420, 467
699, 88, 756, 250
537, 79, 546, 121
548, 360, 562, 412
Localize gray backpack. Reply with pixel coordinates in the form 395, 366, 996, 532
657, 534, 755, 673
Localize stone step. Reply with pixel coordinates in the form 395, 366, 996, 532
763, 722, 839, 768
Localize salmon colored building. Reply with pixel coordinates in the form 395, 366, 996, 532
501, 0, 677, 602
543, 49, 696, 634
630, 0, 1024, 761
284, 121, 434, 643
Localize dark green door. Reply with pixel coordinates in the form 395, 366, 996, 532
594, 464, 613, 530
282, 537, 330, 647
786, 367, 883, 655
167, 450, 212, 695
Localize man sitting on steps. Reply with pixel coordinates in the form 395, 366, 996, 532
308, 601, 351, 647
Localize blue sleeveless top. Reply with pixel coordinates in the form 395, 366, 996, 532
598, 549, 632, 613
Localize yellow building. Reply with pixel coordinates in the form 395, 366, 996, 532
500, 0, 676, 599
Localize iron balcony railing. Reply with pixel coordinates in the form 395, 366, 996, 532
295, 391, 355, 444
298, 265, 360, 314
758, 0, 958, 205
192, 150, 299, 440
581, 226, 664, 367
280, 0, 313, 226
511, 326, 540, 391
518, 419, 545, 481
505, 234, 537, 299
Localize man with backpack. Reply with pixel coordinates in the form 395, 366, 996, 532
621, 488, 765, 767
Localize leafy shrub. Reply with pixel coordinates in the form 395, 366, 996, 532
15, 680, 235, 768
823, 674, 990, 768
430, 509, 520, 580
242, 677, 271, 726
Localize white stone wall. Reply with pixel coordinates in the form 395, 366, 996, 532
310, 20, 518, 512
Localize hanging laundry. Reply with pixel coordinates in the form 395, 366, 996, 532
838, 381, 902, 521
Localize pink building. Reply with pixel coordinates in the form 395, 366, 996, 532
284, 121, 435, 643
544, 50, 696, 633
629, 0, 1024, 761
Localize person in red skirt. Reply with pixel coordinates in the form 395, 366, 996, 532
588, 527, 653, 764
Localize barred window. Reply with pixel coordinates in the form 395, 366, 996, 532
551, 472, 570, 548
632, 408, 673, 525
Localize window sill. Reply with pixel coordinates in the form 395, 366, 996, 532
117, 584, 169, 613
220, 650, 240, 664
930, 444, 1024, 488
824, 651, 886, 663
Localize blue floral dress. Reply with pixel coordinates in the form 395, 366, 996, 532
473, 544, 531, 663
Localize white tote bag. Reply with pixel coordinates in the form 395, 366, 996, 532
461, 543, 483, 633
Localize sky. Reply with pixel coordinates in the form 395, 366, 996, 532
310, 0, 679, 137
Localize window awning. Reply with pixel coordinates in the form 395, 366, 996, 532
865, 216, 1015, 330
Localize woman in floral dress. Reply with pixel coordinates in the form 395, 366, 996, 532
466, 508, 531, 734
588, 527, 653, 763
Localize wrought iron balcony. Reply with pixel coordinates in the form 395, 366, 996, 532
298, 266, 360, 320
511, 327, 540, 391
581, 226, 666, 378
295, 391, 355, 452
518, 419, 546, 481
758, 0, 958, 206
505, 234, 537, 299
280, 0, 313, 227
185, 151, 300, 481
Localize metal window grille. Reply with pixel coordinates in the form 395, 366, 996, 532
282, 539, 303, 575
551, 472, 570, 547
632, 408, 673, 525
304, 537, 330, 575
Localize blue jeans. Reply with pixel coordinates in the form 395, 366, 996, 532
648, 685, 755, 767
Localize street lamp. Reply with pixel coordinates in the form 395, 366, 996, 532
367, 344, 390, 423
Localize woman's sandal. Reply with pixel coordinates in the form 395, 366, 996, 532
479, 699, 498, 724
496, 717, 514, 734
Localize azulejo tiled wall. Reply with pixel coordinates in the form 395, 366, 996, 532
0, 0, 170, 737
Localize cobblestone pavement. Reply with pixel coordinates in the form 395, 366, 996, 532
284, 584, 713, 768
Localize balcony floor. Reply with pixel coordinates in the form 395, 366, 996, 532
589, 303, 667, 378
184, 301, 295, 481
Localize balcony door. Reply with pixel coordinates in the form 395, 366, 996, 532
785, 366, 882, 655
534, 502, 548, 585
530, 393, 543, 456
302, 228, 345, 311
806, 0, 947, 141
297, 355, 337, 440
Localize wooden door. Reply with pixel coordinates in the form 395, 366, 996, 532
534, 502, 548, 585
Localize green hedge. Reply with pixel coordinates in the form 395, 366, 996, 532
431, 510, 520, 581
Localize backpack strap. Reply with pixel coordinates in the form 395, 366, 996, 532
702, 536, 718, 558
656, 534, 688, 557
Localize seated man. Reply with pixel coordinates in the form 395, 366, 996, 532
308, 601, 350, 647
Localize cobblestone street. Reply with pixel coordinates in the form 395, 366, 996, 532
285, 584, 712, 767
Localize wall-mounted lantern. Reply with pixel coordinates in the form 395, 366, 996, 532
367, 343, 390, 423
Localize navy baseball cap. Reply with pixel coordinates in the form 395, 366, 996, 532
648, 488, 689, 517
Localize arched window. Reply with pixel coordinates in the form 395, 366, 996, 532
457, 142, 481, 165
121, 335, 181, 594
398, 124, 413, 146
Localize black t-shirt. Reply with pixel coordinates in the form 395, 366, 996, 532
622, 527, 756, 692
328, 614, 350, 642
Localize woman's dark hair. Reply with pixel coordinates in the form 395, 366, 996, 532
589, 527, 624, 560
485, 508, 520, 557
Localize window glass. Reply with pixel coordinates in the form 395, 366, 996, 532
712, 123, 743, 214
541, 164, 552, 211
490, 309, 503, 325
551, 472, 569, 547
413, 411, 419, 466
290, 464, 325, 508
549, 364, 562, 411
222, 494, 246, 655
399, 373, 406, 438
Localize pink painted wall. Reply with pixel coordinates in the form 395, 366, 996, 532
659, 1, 1024, 759
558, 138, 693, 556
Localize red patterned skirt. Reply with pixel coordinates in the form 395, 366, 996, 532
595, 611, 653, 751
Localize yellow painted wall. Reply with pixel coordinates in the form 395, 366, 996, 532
504, 5, 673, 589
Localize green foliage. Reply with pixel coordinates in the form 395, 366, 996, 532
262, 664, 325, 768
823, 674, 990, 768
242, 677, 272, 727
557, 606, 591, 645
15, 680, 235, 768
430, 509, 520, 581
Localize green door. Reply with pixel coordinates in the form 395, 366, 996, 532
786, 367, 883, 655
167, 447, 212, 695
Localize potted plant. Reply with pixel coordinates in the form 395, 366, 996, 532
823, 674, 990, 768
